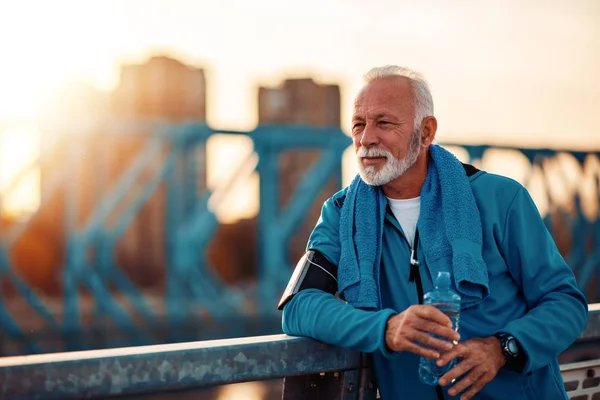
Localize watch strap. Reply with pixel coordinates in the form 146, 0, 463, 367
495, 332, 526, 372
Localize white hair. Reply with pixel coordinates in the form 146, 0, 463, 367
363, 65, 434, 130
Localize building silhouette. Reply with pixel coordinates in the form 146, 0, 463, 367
14, 56, 343, 308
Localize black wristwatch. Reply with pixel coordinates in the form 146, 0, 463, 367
495, 332, 522, 367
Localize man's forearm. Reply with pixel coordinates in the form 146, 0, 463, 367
282, 288, 396, 355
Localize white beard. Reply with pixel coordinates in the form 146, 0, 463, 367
357, 131, 421, 186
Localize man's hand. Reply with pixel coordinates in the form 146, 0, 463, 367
437, 336, 506, 400
385, 305, 460, 359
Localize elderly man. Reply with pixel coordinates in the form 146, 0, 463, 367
278, 65, 588, 399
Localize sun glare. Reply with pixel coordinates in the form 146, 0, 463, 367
0, 2, 125, 217
0, 123, 40, 217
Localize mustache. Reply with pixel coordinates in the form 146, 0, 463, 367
357, 147, 392, 159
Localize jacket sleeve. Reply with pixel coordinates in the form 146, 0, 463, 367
282, 289, 397, 355
282, 195, 398, 357
499, 186, 588, 374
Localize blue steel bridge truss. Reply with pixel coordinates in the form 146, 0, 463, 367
0, 122, 598, 355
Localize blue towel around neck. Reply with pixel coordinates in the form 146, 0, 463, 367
338, 144, 489, 309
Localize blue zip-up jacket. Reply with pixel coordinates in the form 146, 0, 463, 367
282, 169, 588, 399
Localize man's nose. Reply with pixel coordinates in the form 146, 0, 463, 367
359, 124, 380, 147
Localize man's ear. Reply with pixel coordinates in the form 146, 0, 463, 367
420, 116, 438, 147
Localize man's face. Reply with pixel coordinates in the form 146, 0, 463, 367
351, 77, 421, 186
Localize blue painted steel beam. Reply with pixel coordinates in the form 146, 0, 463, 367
278, 149, 341, 242
108, 156, 173, 242
0, 248, 58, 341
63, 141, 86, 350
81, 276, 153, 346
80, 138, 163, 241
256, 142, 283, 313
250, 125, 351, 149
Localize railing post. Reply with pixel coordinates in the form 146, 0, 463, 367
282, 354, 377, 400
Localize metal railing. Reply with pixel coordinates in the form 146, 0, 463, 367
0, 334, 373, 400
2, 307, 600, 400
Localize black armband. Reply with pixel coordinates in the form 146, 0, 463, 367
277, 250, 338, 310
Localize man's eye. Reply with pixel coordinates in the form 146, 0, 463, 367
352, 123, 365, 130
379, 121, 390, 125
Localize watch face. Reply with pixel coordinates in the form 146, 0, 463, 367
507, 338, 519, 356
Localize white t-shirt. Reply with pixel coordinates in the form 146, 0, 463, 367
386, 196, 421, 248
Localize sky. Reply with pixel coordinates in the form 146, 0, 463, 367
1, 0, 599, 144
0, 0, 599, 218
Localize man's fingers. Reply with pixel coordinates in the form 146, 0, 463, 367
404, 341, 440, 359
446, 368, 484, 397
455, 373, 492, 400
438, 357, 473, 386
435, 338, 500, 399
411, 330, 454, 352
414, 305, 453, 327
416, 319, 460, 342
437, 343, 468, 367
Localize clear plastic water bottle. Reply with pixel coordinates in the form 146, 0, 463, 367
418, 271, 461, 386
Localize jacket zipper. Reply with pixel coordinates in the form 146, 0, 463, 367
386, 210, 445, 400
408, 237, 445, 400
408, 252, 424, 305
